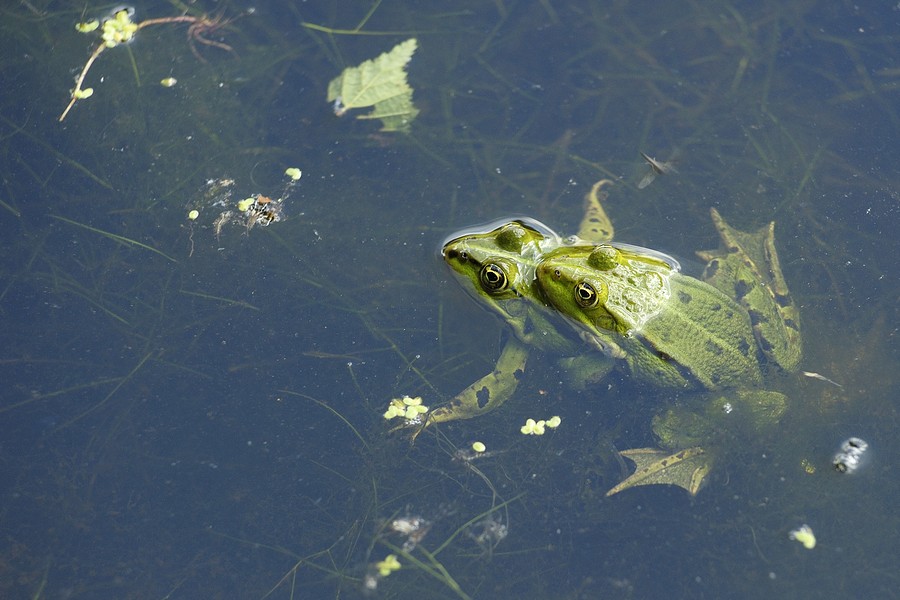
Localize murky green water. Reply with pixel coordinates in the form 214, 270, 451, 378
0, 0, 897, 597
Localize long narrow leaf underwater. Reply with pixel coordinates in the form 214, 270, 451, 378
327, 38, 419, 132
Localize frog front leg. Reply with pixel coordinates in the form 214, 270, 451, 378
426, 336, 530, 427
577, 180, 616, 242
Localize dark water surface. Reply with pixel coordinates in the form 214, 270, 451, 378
0, 1, 897, 598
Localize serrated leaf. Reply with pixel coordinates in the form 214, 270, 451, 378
356, 89, 420, 132
606, 447, 712, 496
326, 38, 419, 132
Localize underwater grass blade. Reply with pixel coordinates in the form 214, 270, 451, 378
0, 195, 21, 217
416, 546, 470, 600
0, 371, 120, 415
53, 276, 131, 325
355, 0, 383, 32
380, 540, 472, 600
301, 22, 423, 37
56, 350, 155, 429
209, 528, 358, 599
50, 215, 178, 263
280, 390, 370, 452
0, 114, 113, 189
179, 289, 260, 310
430, 493, 524, 556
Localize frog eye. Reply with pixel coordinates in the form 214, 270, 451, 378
479, 263, 509, 293
574, 281, 600, 308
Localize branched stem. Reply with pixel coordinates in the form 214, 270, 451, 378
59, 14, 227, 122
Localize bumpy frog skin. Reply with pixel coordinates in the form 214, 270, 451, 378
436, 181, 802, 495
536, 244, 767, 390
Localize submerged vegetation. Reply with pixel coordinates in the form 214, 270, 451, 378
59, 6, 238, 121
0, 0, 897, 597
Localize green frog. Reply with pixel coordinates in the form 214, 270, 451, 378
436, 181, 802, 494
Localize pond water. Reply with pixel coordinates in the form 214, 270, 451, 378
0, 0, 897, 598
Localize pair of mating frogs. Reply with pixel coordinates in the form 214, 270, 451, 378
434, 181, 802, 495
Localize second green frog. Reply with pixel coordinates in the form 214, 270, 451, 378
438, 181, 802, 495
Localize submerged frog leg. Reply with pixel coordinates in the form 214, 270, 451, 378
652, 390, 788, 453
426, 337, 530, 427
606, 447, 712, 497
577, 180, 615, 242
697, 208, 802, 372
557, 353, 616, 390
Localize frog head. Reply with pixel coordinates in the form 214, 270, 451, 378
536, 243, 679, 340
442, 218, 563, 344
442, 218, 558, 296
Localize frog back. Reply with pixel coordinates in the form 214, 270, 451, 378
629, 273, 764, 389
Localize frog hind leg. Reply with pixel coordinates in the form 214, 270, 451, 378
426, 337, 530, 428
577, 180, 615, 242
697, 208, 802, 372
606, 447, 713, 497
558, 354, 615, 390
607, 388, 788, 496
652, 389, 788, 451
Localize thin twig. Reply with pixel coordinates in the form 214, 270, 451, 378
58, 43, 106, 122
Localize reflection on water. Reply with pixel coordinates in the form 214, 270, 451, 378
0, 0, 897, 597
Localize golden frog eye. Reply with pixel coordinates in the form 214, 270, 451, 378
574, 281, 600, 308
479, 263, 509, 293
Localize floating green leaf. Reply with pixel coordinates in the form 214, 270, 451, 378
606, 447, 712, 496
327, 38, 419, 132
